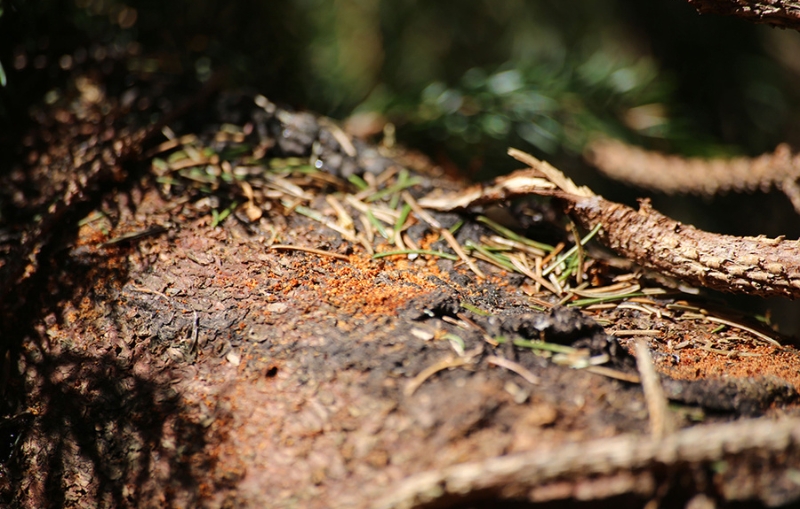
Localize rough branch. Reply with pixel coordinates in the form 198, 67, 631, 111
375, 416, 800, 509
420, 148, 800, 299
570, 195, 800, 299
687, 0, 800, 31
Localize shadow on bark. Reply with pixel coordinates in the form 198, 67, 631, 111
1, 191, 213, 507
20, 349, 209, 508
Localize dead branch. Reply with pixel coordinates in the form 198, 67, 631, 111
375, 416, 800, 509
420, 149, 800, 299
414, 171, 558, 211
569, 195, 800, 299
687, 0, 800, 31
585, 138, 800, 212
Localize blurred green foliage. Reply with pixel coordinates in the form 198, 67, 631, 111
1, 0, 799, 172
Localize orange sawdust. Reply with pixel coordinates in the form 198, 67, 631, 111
318, 255, 440, 317
654, 342, 800, 392
418, 232, 442, 251
75, 224, 109, 247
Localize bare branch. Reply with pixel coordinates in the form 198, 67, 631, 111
375, 416, 800, 509
585, 139, 800, 210
416, 169, 559, 210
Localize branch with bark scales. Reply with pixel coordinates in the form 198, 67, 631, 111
419, 148, 800, 299
571, 195, 800, 298
376, 416, 800, 509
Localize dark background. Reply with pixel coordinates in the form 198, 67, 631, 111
1, 0, 799, 331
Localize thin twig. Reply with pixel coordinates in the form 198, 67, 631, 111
634, 339, 673, 439
374, 416, 800, 509
269, 244, 350, 261
584, 365, 641, 384
704, 316, 781, 347
404, 356, 470, 397
486, 356, 540, 385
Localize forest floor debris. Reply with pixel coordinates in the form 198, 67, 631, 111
3, 72, 800, 508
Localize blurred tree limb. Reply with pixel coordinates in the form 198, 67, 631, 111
688, 0, 800, 31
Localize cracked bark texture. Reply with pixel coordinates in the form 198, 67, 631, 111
688, 0, 800, 31
570, 196, 800, 299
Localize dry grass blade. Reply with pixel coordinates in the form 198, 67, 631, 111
325, 194, 355, 231
288, 202, 358, 241
508, 147, 594, 197
570, 222, 585, 283
634, 340, 674, 439
372, 249, 459, 261
318, 117, 357, 157
507, 254, 559, 295
345, 195, 401, 224
476, 215, 554, 253
359, 214, 375, 244
542, 223, 601, 277
147, 133, 198, 157
402, 233, 420, 251
404, 355, 474, 397
486, 356, 540, 385
617, 302, 665, 317
402, 191, 485, 278
571, 284, 641, 298
704, 316, 781, 347
584, 365, 641, 383
487, 235, 546, 257
440, 229, 485, 279
265, 173, 314, 200
401, 191, 442, 229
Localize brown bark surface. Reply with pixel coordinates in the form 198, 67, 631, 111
571, 196, 800, 299
4, 72, 800, 509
